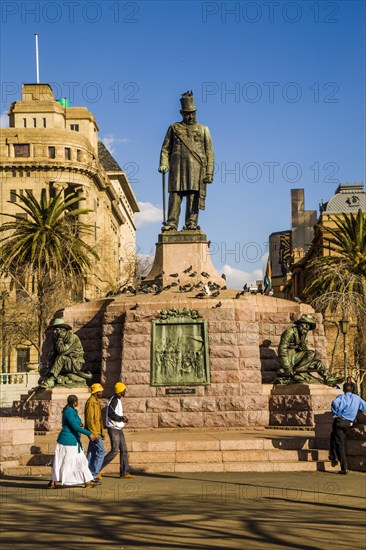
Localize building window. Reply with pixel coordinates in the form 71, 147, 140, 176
17, 349, 30, 372
70, 124, 79, 132
49, 183, 56, 199
14, 144, 30, 157
49, 146, 56, 159
65, 147, 71, 160
43, 118, 47, 128
10, 189, 17, 202
23, 118, 27, 128
33, 118, 37, 128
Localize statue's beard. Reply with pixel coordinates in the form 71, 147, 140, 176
55, 332, 71, 353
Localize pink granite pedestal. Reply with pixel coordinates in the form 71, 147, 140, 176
145, 231, 223, 286
13, 387, 91, 432
269, 384, 340, 427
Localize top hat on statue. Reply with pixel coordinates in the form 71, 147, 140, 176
180, 91, 197, 112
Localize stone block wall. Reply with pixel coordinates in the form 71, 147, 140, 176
270, 385, 339, 427
314, 410, 366, 472
0, 416, 35, 471
57, 293, 325, 430
346, 412, 366, 472
13, 387, 91, 432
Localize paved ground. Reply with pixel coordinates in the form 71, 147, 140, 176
1, 469, 365, 550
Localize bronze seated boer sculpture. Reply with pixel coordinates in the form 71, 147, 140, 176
38, 318, 92, 389
274, 314, 339, 386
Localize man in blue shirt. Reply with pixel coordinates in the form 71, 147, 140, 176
329, 383, 366, 474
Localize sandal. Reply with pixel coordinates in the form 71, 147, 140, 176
84, 481, 97, 488
47, 481, 57, 489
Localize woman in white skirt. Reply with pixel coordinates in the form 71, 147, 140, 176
48, 394, 97, 488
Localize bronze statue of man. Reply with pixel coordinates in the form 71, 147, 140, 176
39, 318, 92, 388
159, 91, 214, 231
274, 314, 339, 386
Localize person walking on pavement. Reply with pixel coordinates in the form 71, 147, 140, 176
48, 394, 97, 489
85, 383, 105, 483
100, 382, 135, 479
329, 383, 366, 474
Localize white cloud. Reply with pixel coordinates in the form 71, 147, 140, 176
0, 111, 9, 128
222, 264, 262, 289
135, 201, 163, 228
101, 134, 130, 154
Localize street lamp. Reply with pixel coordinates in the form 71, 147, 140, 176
1, 290, 9, 380
339, 317, 349, 380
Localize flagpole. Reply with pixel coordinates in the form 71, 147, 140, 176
35, 33, 40, 84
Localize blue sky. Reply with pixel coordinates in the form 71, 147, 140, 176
1, 0, 365, 287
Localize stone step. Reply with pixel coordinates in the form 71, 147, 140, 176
19, 453, 53, 466
33, 434, 321, 453
22, 447, 330, 465
10, 445, 330, 473
2, 460, 333, 477
30, 433, 330, 457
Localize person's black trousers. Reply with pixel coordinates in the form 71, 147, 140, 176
329, 417, 352, 470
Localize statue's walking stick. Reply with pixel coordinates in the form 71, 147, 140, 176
162, 171, 166, 225
23, 386, 40, 405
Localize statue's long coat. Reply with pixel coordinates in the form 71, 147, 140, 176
160, 121, 214, 210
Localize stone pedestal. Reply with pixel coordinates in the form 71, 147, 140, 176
12, 386, 90, 432
145, 231, 223, 286
269, 384, 340, 427
314, 409, 366, 472
48, 292, 328, 431
346, 412, 366, 471
0, 416, 35, 471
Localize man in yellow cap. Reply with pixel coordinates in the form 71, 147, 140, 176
84, 383, 105, 483
100, 382, 135, 479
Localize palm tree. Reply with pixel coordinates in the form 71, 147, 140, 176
305, 208, 366, 300
0, 189, 99, 355
304, 209, 366, 380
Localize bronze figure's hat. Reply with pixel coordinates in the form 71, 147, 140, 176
180, 90, 197, 112
295, 314, 316, 328
49, 318, 72, 330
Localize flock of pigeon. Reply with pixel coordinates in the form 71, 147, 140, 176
106, 266, 251, 310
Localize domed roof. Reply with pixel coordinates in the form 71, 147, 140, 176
323, 183, 365, 214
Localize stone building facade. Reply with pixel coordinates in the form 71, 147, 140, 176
0, 83, 139, 372
269, 189, 317, 298
269, 183, 366, 386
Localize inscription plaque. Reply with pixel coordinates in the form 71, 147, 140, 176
165, 388, 196, 395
